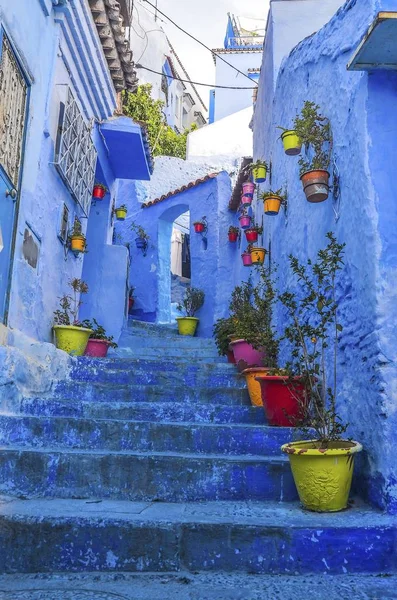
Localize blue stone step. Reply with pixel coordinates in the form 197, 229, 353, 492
73, 358, 233, 372
112, 349, 226, 362
53, 382, 249, 404
0, 498, 393, 574
19, 399, 266, 424
0, 415, 293, 456
0, 447, 297, 502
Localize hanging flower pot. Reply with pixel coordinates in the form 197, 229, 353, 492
70, 235, 86, 254
300, 170, 330, 203
241, 251, 252, 267
252, 165, 267, 183
245, 228, 258, 243
92, 183, 107, 199
228, 230, 239, 242
281, 440, 363, 512
250, 247, 266, 265
241, 194, 253, 207
255, 375, 307, 427
194, 222, 205, 233
242, 182, 255, 196
281, 130, 302, 156
115, 205, 128, 220
135, 237, 147, 250
239, 215, 251, 229
264, 195, 282, 215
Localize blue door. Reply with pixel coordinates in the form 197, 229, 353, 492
0, 169, 17, 321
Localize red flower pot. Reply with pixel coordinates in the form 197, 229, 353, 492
92, 186, 106, 200
229, 339, 265, 371
239, 215, 251, 229
255, 375, 307, 427
245, 229, 258, 243
241, 252, 252, 267
84, 339, 110, 358
228, 232, 238, 243
194, 223, 205, 233
227, 350, 236, 364
128, 297, 135, 312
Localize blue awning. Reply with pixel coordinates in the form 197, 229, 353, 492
348, 12, 397, 71
99, 116, 153, 181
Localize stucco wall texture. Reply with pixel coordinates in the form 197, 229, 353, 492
252, 0, 397, 512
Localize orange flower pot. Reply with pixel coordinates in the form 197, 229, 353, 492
70, 235, 86, 253
242, 367, 272, 406
264, 196, 282, 215
250, 247, 266, 265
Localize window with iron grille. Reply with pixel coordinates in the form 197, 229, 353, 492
54, 88, 97, 217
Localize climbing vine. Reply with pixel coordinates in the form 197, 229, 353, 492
122, 84, 197, 159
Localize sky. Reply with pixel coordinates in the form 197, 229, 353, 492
136, 0, 269, 90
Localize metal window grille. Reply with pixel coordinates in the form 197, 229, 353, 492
54, 88, 97, 217
0, 32, 28, 187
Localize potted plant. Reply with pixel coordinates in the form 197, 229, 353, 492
176, 287, 205, 336
245, 223, 263, 243
131, 222, 150, 253
115, 204, 128, 220
241, 245, 253, 267
213, 317, 236, 363
241, 193, 253, 207
128, 286, 135, 312
69, 217, 87, 254
239, 208, 251, 230
261, 189, 285, 216
53, 278, 92, 356
250, 246, 266, 265
294, 101, 332, 203
241, 181, 255, 197
277, 127, 302, 156
92, 182, 108, 200
279, 232, 362, 512
249, 160, 268, 183
81, 318, 118, 358
193, 217, 207, 233
228, 226, 239, 243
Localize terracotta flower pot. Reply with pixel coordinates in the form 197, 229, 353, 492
228, 232, 238, 243
229, 339, 265, 371
242, 182, 255, 196
194, 222, 205, 233
245, 229, 258, 243
300, 170, 330, 203
92, 185, 106, 199
84, 339, 110, 358
239, 215, 251, 229
255, 375, 307, 427
264, 196, 282, 215
241, 252, 252, 267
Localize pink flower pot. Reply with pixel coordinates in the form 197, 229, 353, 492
239, 215, 251, 229
229, 339, 265, 371
241, 252, 253, 267
242, 182, 255, 196
241, 194, 253, 207
84, 339, 110, 358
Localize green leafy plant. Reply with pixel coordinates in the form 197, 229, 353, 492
246, 221, 263, 235
131, 222, 150, 241
93, 182, 108, 192
213, 317, 235, 356
122, 84, 197, 159
81, 318, 118, 348
193, 217, 207, 226
294, 101, 332, 175
70, 217, 83, 237
246, 159, 268, 175
177, 287, 205, 317
260, 189, 285, 200
228, 226, 239, 235
117, 204, 128, 212
279, 232, 347, 446
53, 278, 89, 326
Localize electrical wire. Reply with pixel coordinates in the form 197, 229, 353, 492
142, 0, 259, 86
135, 64, 257, 89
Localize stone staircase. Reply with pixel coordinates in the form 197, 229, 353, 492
0, 320, 394, 575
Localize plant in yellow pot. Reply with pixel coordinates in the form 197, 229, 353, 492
176, 287, 205, 336
248, 159, 268, 184
69, 217, 87, 255
53, 279, 92, 356
280, 233, 362, 512
261, 189, 286, 216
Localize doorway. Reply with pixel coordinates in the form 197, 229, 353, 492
170, 211, 191, 321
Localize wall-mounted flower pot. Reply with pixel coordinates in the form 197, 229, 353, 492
228, 232, 238, 243
242, 367, 272, 406
239, 215, 251, 229
115, 207, 127, 220
194, 222, 205, 233
92, 185, 106, 199
53, 325, 92, 356
252, 166, 266, 183
70, 235, 86, 253
300, 170, 330, 203
264, 196, 282, 215
281, 130, 302, 156
241, 252, 253, 267
176, 317, 199, 336
128, 297, 135, 312
250, 247, 266, 265
135, 237, 147, 249
242, 182, 255, 196
281, 440, 363, 512
241, 194, 253, 207
84, 339, 110, 358
255, 375, 306, 427
245, 228, 258, 243
229, 339, 265, 371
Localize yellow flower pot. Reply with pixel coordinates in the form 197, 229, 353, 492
242, 367, 271, 406
176, 317, 199, 336
264, 196, 282, 215
70, 235, 86, 253
250, 247, 266, 265
115, 208, 127, 221
53, 325, 92, 356
252, 165, 267, 183
281, 440, 363, 512
281, 130, 302, 156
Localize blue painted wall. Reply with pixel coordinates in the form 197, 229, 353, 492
251, 0, 397, 512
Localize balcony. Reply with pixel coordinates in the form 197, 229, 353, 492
226, 35, 264, 49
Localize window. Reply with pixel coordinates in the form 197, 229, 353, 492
54, 88, 97, 217
59, 203, 69, 244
